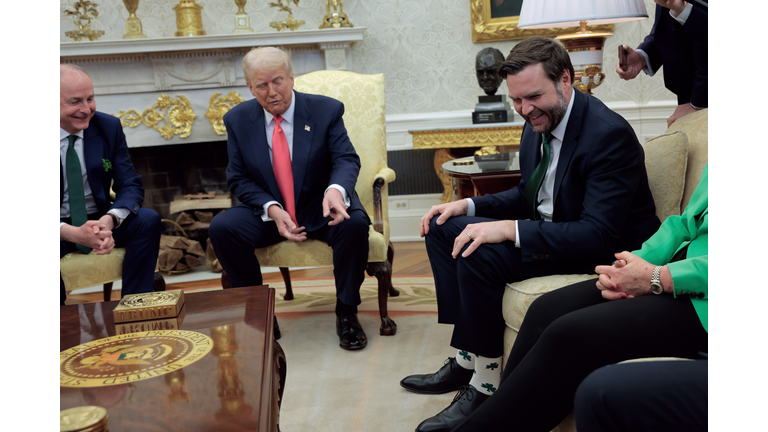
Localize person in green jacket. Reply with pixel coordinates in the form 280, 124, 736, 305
445, 166, 708, 432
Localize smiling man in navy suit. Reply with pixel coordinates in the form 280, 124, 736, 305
60, 64, 161, 305
401, 37, 661, 432
209, 47, 370, 350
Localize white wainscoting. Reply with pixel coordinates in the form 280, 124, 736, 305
385, 100, 678, 241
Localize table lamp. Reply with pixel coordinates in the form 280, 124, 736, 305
517, 0, 648, 94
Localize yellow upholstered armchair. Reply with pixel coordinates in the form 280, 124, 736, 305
221, 70, 399, 336
60, 249, 166, 302
61, 191, 166, 302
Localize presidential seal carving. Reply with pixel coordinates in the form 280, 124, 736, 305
120, 291, 178, 308
60, 330, 213, 388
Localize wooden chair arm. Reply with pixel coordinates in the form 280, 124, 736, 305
371, 167, 396, 235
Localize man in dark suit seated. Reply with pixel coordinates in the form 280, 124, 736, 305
209, 47, 370, 350
400, 37, 661, 432
60, 64, 161, 305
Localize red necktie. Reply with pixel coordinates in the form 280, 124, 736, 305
272, 115, 297, 226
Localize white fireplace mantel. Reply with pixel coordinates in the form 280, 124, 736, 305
60, 28, 366, 148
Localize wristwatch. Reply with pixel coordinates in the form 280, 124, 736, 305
650, 266, 663, 295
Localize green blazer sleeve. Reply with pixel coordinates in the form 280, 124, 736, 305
634, 165, 708, 332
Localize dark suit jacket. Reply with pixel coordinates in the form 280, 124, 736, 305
473, 89, 660, 264
638, 4, 708, 107
60, 111, 144, 221
223, 91, 367, 232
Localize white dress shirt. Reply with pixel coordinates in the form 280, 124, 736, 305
465, 90, 575, 248
60, 128, 129, 228
260, 90, 350, 222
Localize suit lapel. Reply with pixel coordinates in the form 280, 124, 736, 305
83, 126, 105, 205
552, 89, 586, 201
248, 102, 282, 201
291, 92, 315, 205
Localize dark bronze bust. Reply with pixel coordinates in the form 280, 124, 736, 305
475, 48, 505, 96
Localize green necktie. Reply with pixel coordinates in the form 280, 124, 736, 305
524, 134, 552, 221
66, 135, 91, 254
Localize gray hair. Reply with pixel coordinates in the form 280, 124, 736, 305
242, 47, 293, 84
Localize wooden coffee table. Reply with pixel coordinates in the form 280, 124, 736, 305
60, 286, 286, 432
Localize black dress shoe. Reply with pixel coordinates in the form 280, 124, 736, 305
400, 357, 474, 394
273, 316, 281, 341
415, 385, 489, 432
336, 313, 367, 350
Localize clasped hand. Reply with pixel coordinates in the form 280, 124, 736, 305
78, 219, 115, 255
594, 251, 655, 300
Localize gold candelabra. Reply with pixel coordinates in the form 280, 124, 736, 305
63, 1, 105, 41
320, 0, 353, 29
269, 0, 305, 32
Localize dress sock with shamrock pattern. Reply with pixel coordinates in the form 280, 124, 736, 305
468, 355, 503, 396
455, 349, 475, 370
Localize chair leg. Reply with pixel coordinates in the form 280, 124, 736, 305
103, 282, 113, 302
387, 241, 399, 297
280, 267, 294, 300
366, 260, 397, 336
221, 271, 232, 289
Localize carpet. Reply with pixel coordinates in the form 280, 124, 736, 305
181, 276, 439, 314
277, 311, 458, 432
213, 276, 454, 432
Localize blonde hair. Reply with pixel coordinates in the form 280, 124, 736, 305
242, 47, 293, 84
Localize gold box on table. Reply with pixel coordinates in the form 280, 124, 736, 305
113, 290, 186, 324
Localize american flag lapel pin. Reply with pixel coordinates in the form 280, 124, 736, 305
305, 125, 311, 132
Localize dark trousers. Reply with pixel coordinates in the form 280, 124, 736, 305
575, 360, 708, 432
208, 204, 369, 307
450, 279, 708, 432
425, 216, 597, 358
60, 208, 161, 305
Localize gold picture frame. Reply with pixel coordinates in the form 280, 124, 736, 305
470, 0, 614, 43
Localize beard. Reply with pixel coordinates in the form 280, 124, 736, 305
524, 85, 568, 135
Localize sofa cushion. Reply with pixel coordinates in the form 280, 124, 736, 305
503, 274, 597, 332
666, 108, 708, 209
642, 130, 689, 222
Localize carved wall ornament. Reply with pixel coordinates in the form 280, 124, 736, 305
116, 95, 197, 140
205, 91, 246, 135
269, 0, 305, 31
63, 1, 105, 41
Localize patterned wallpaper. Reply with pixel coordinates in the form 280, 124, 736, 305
60, 0, 675, 115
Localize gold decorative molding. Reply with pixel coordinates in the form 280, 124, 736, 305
116, 94, 197, 140
411, 126, 523, 149
205, 91, 245, 136
469, 0, 614, 43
